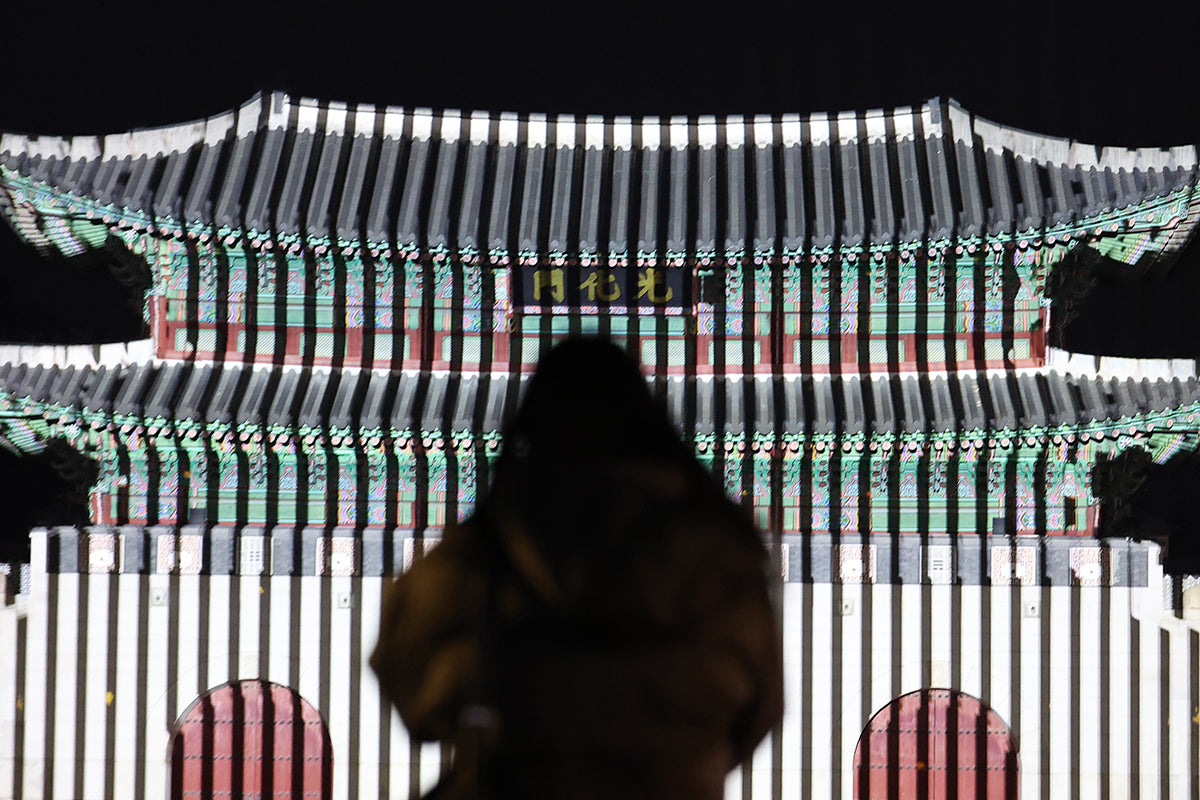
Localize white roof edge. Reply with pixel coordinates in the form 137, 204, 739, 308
235, 94, 263, 137
640, 118, 661, 149
323, 103, 349, 136
696, 117, 717, 149
863, 109, 888, 144
382, 106, 407, 139
410, 109, 435, 142
612, 117, 633, 151
468, 111, 491, 145
725, 116, 745, 148
554, 115, 576, 147
891, 108, 915, 141
525, 114, 548, 147
439, 110, 462, 143
584, 116, 605, 149
753, 116, 774, 148
835, 111, 858, 145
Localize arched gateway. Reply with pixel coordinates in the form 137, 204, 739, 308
170, 680, 331, 800
854, 689, 1017, 799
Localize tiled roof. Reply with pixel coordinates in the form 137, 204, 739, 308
2, 93, 1196, 258
3, 360, 1197, 438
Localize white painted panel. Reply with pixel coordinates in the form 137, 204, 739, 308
1077, 586, 1103, 798
0, 602, 16, 797
111, 573, 142, 800
142, 575, 171, 800
986, 586, 1012, 726
20, 538, 48, 800
81, 576, 111, 800
898, 584, 923, 696
267, 575, 293, 688
868, 583, 893, 722
52, 574, 79, 796
1106, 587, 1132, 800
1137, 608, 1161, 800
237, 575, 261, 680
1168, 624, 1191, 800
957, 584, 984, 702
173, 574, 200, 719
838, 581, 864, 796
808, 582, 833, 799
357, 577, 384, 800
206, 574, 232, 691
780, 584, 804, 800
1047, 586, 1073, 799
1019, 583, 1043, 799
330, 575, 353, 800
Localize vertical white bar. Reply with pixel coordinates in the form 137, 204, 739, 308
1107, 586, 1132, 800
839, 582, 864, 800
1047, 586, 1072, 799
296, 576, 323, 712
174, 574, 200, 717
0, 603, 15, 797
142, 575, 171, 800
52, 574, 79, 795
112, 573, 141, 798
987, 586, 1012, 726
419, 741, 442, 795
780, 583, 804, 800
957, 583, 984, 703
81, 576, 111, 800
329, 575, 352, 800
809, 582, 833, 799
207, 573, 232, 689
927, 583, 952, 685
751, 730, 773, 800
357, 577, 384, 800
1077, 586, 1102, 797
1138, 605, 1160, 799
20, 533, 48, 800
898, 584, 923, 695
1019, 582, 1043, 799
724, 765, 741, 800
1168, 625, 1190, 799
237, 574, 262, 681
266, 574, 293, 687
869, 583, 893, 723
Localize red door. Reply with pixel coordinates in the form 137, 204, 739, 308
170, 680, 331, 800
853, 689, 1017, 799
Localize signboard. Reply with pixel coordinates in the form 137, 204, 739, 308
516, 265, 690, 312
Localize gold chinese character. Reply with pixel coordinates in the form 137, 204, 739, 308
580, 270, 621, 302
637, 267, 673, 303
532, 268, 564, 303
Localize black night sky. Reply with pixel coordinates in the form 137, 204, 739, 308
1, 0, 1198, 560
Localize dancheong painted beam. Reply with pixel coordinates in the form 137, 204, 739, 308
1, 93, 1197, 373
1, 360, 1198, 534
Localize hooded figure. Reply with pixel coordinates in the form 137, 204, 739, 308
371, 339, 783, 799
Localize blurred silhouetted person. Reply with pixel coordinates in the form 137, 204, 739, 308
371, 338, 783, 799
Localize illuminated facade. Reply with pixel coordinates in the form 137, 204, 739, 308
1, 92, 1199, 798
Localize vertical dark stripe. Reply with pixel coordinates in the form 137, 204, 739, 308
829, 448, 843, 800
1161, 630, 1170, 800
1130, 615, 1141, 800
347, 574, 362, 800
103, 572, 119, 800
1039, 578, 1051, 800
72, 571, 89, 800
42, 572, 57, 800
1190, 630, 1199, 800
196, 565, 210, 701
133, 575, 149, 800
14, 614, 25, 800
1070, 584, 1082, 797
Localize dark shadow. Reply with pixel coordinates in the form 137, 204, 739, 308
0, 222, 150, 344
